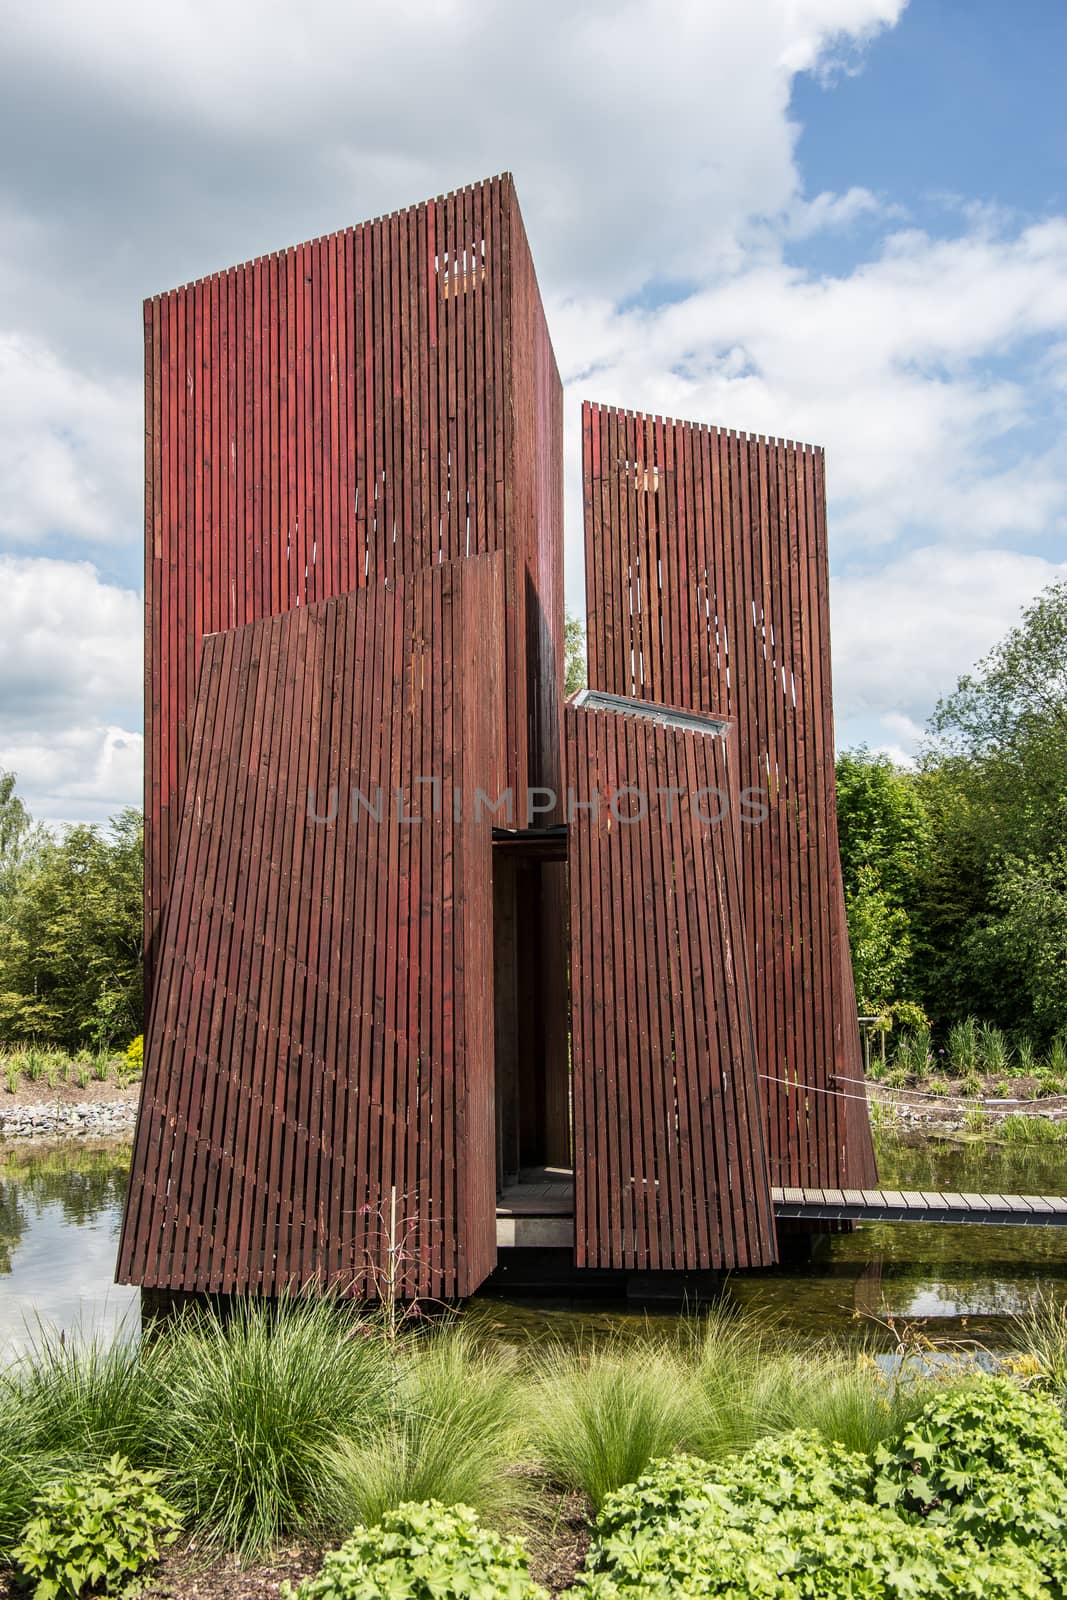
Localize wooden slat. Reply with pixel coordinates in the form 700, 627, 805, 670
132, 175, 569, 1300
142, 173, 562, 962
120, 555, 506, 1299
567, 699, 776, 1271
582, 403, 877, 1193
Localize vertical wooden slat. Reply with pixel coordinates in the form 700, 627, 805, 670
582, 402, 877, 1192
119, 555, 506, 1298
131, 175, 567, 1299
567, 698, 776, 1270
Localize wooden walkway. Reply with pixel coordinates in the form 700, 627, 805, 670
773, 1186, 1067, 1228
495, 1172, 1067, 1247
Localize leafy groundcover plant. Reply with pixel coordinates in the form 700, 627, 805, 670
12, 1453, 180, 1600
282, 1502, 546, 1600
575, 1429, 1050, 1599
873, 1378, 1067, 1591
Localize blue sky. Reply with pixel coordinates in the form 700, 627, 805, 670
794, 0, 1067, 220
0, 0, 1065, 822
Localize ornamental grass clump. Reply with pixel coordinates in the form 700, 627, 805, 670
530, 1338, 693, 1509
282, 1502, 547, 1600
0, 1425, 65, 1556
324, 1326, 528, 1529
1, 1328, 164, 1473
684, 1309, 810, 1459
685, 1308, 935, 1460
153, 1296, 393, 1555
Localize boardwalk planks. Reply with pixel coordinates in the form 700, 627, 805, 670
566, 694, 777, 1271
119, 555, 505, 1299
582, 403, 876, 1190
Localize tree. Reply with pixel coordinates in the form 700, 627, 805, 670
836, 748, 930, 908
0, 769, 45, 906
986, 848, 1067, 1041
564, 611, 587, 697
0, 808, 143, 1048
915, 579, 1067, 1039
835, 748, 929, 1014
845, 864, 912, 1015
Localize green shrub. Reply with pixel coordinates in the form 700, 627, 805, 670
594, 1432, 868, 1550
12, 1454, 180, 1600
580, 1503, 1043, 1598
1036, 1071, 1065, 1098
873, 1378, 1067, 1551
282, 1502, 546, 1600
579, 1440, 1045, 1599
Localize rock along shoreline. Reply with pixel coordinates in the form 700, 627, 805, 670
0, 1100, 138, 1141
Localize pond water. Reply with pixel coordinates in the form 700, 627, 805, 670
0, 1142, 137, 1353
2, 1132, 1067, 1353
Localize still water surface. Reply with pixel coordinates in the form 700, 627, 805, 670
3, 1133, 1067, 1353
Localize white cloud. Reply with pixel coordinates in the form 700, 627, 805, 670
0, 556, 141, 823
0, 0, 907, 338
552, 214, 1067, 620
0, 333, 140, 545
1, 726, 143, 829
831, 545, 1067, 751
4, 0, 1067, 815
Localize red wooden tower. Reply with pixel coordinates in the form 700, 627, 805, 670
118, 174, 873, 1301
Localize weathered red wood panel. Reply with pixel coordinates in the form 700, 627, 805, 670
566, 693, 777, 1271
582, 404, 876, 1190
144, 175, 563, 996
119, 554, 505, 1299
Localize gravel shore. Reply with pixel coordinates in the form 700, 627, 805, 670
0, 1098, 138, 1140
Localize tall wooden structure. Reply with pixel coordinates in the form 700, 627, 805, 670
568, 692, 777, 1271
120, 174, 873, 1301
140, 172, 563, 984
582, 404, 877, 1190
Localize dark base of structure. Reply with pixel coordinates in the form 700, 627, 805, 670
138, 1226, 847, 1324
483, 1248, 722, 1307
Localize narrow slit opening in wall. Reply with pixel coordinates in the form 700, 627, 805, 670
436, 238, 486, 298
618, 458, 661, 493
